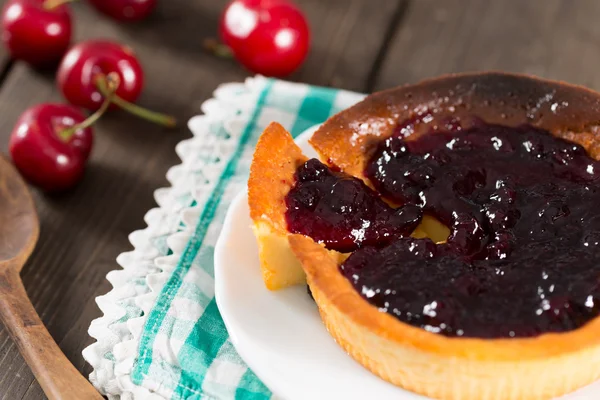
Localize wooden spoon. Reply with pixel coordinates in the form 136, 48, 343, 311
0, 156, 102, 399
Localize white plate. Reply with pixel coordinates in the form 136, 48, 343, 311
214, 125, 599, 400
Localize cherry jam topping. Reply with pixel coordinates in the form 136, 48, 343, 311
285, 120, 600, 338
357, 121, 600, 338
286, 158, 422, 253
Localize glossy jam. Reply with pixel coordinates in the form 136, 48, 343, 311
286, 159, 422, 253
348, 121, 600, 338
285, 120, 600, 338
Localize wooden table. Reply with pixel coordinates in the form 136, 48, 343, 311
0, 0, 598, 397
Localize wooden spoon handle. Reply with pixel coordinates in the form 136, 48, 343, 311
0, 267, 103, 400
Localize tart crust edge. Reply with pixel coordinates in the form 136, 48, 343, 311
289, 234, 600, 400
248, 122, 308, 290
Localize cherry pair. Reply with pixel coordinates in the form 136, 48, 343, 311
1, 0, 169, 192
10, 39, 175, 192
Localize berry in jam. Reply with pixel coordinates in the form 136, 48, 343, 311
286, 158, 422, 253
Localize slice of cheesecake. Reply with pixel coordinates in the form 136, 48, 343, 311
248, 122, 449, 290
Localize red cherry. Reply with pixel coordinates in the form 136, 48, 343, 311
9, 73, 121, 192
1, 0, 72, 67
56, 40, 176, 127
87, 0, 156, 22
57, 40, 144, 111
9, 104, 92, 192
219, 0, 310, 77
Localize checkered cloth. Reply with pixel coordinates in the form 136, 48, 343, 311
83, 76, 364, 399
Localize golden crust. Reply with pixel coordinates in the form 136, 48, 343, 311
290, 234, 600, 399
248, 122, 308, 290
248, 122, 308, 231
311, 72, 600, 178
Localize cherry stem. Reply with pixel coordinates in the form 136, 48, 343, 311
59, 73, 120, 141
203, 38, 233, 59
95, 75, 177, 128
43, 0, 77, 10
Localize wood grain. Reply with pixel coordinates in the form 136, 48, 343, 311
0, 268, 102, 400
291, 0, 401, 91
374, 0, 600, 91
0, 156, 101, 400
0, 0, 402, 398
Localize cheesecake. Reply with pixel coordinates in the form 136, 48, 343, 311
248, 72, 600, 399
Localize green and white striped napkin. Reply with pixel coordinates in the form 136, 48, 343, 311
83, 76, 365, 399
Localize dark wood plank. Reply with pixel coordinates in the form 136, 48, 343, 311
292, 0, 402, 90
0, 0, 401, 398
375, 0, 600, 91
0, 0, 12, 66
